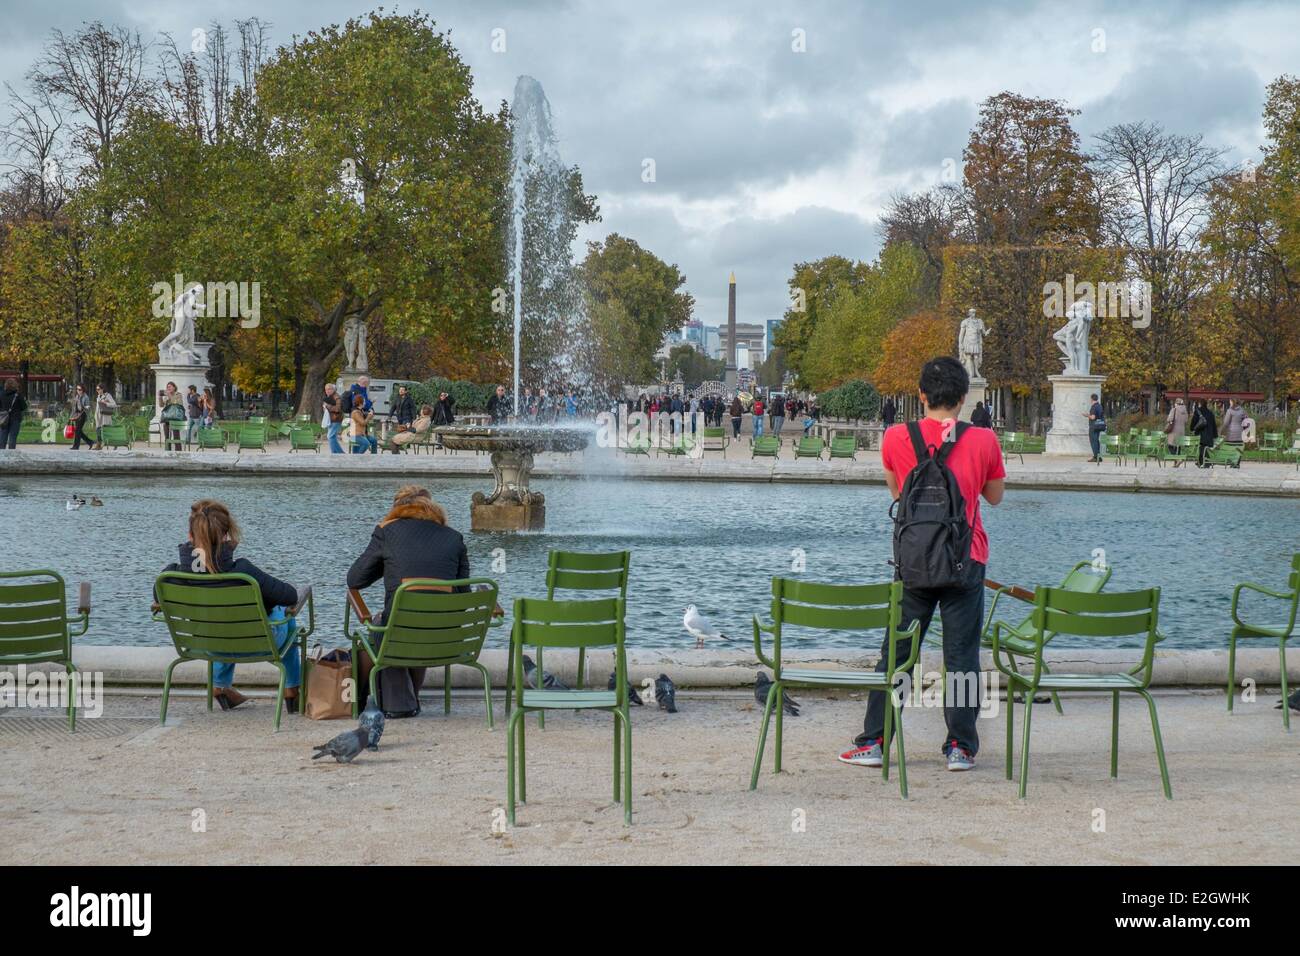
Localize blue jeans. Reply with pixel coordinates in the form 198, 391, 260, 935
185, 418, 200, 445
213, 608, 301, 689
352, 435, 377, 454
1089, 421, 1105, 458
753, 417, 764, 438
772, 415, 784, 436
327, 422, 343, 453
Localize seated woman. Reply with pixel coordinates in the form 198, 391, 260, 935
346, 485, 470, 716
384, 404, 433, 454
350, 402, 377, 454
161, 500, 305, 711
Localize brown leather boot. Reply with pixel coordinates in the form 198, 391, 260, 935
214, 687, 250, 710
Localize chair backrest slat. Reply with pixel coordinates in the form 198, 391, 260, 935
513, 597, 622, 651
546, 550, 631, 600
155, 571, 276, 662
776, 601, 892, 630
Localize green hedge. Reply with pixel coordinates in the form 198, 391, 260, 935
819, 379, 880, 422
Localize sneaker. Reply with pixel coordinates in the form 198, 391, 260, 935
838, 740, 883, 767
946, 743, 975, 772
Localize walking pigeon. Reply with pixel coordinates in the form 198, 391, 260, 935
522, 654, 568, 690
683, 605, 731, 649
754, 671, 800, 717
655, 673, 678, 713
311, 727, 368, 764
359, 697, 385, 750
608, 671, 644, 705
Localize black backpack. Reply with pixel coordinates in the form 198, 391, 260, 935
890, 421, 973, 589
338, 389, 354, 415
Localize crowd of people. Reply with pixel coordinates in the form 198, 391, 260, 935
1161, 397, 1253, 467
624, 390, 822, 439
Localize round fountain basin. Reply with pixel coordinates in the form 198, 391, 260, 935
435, 424, 591, 455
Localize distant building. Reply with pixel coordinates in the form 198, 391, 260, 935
766, 319, 783, 356
704, 326, 721, 359
719, 322, 765, 368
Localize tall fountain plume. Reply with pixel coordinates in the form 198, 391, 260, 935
506, 75, 590, 414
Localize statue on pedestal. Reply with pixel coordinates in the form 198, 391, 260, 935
158, 285, 204, 366
958, 308, 988, 379
1053, 300, 1094, 375
343, 315, 369, 372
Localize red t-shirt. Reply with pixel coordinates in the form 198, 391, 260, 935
880, 418, 1005, 565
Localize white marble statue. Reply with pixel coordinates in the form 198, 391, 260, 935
957, 308, 988, 379
158, 284, 204, 366
1053, 299, 1094, 375
343, 315, 369, 372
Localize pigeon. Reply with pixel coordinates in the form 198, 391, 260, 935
522, 654, 568, 690
754, 671, 800, 717
358, 697, 385, 750
66, 495, 86, 511
655, 673, 678, 713
311, 727, 368, 763
683, 604, 731, 649
608, 671, 644, 705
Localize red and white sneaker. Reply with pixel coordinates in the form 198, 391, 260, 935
838, 740, 883, 767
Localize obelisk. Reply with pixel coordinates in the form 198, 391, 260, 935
725, 272, 738, 390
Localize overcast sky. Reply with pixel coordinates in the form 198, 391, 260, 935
3, 0, 1296, 330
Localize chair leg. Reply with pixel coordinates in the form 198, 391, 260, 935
444, 665, 452, 715
535, 646, 545, 729
475, 663, 494, 729
622, 707, 632, 825
1110, 691, 1119, 778
66, 664, 77, 731
1017, 697, 1035, 799
577, 648, 586, 689
613, 708, 621, 801
1226, 630, 1238, 713
517, 708, 527, 804
351, 641, 360, 719
207, 661, 214, 712
1279, 638, 1290, 732
273, 663, 286, 732
1139, 690, 1173, 799
506, 710, 521, 825
773, 681, 784, 773
749, 683, 778, 790
160, 658, 182, 725
893, 706, 908, 798
1041, 661, 1065, 715
881, 688, 894, 782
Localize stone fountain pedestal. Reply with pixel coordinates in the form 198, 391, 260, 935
436, 425, 590, 532
1045, 373, 1107, 456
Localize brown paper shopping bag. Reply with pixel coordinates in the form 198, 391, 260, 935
305, 646, 354, 720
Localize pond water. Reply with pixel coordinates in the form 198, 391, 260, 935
1, 474, 1295, 650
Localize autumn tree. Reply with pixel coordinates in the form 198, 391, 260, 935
874, 310, 956, 396
773, 254, 872, 384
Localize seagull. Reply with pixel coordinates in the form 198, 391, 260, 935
683, 604, 732, 649
66, 495, 86, 511
311, 727, 368, 763
522, 654, 568, 690
754, 672, 800, 717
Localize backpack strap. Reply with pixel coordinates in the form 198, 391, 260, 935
906, 421, 929, 461
933, 421, 970, 468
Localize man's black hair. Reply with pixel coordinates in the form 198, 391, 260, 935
918, 356, 969, 411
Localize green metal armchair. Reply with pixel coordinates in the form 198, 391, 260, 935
1227, 553, 1299, 730
0, 570, 90, 730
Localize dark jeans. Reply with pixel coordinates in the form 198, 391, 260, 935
1089, 422, 1104, 458
70, 417, 94, 449
856, 560, 986, 756
731, 416, 741, 438
0, 416, 19, 449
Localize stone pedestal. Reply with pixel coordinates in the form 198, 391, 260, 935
151, 348, 213, 441
338, 368, 366, 392
1045, 374, 1107, 456
470, 497, 545, 532
959, 376, 988, 423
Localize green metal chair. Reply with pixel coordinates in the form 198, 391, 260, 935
1204, 440, 1242, 468
656, 432, 696, 457
1227, 553, 1299, 730
196, 426, 227, 451
751, 578, 921, 796
506, 596, 631, 825
153, 571, 315, 730
794, 436, 825, 459
1283, 434, 1300, 470
98, 423, 131, 449
1000, 431, 1024, 464
238, 424, 268, 452
0, 570, 90, 730
700, 426, 728, 457
992, 586, 1171, 799
751, 435, 780, 459
1102, 433, 1129, 465
344, 578, 501, 727
288, 428, 318, 452
1162, 434, 1197, 467
1259, 432, 1284, 462
828, 436, 857, 460
621, 435, 651, 456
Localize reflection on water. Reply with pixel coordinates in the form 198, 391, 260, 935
0, 474, 1294, 650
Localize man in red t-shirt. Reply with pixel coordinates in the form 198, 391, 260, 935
839, 356, 1005, 772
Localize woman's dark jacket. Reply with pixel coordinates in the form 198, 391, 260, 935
160, 543, 297, 612
1192, 406, 1218, 445
346, 517, 470, 625
1, 387, 27, 418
